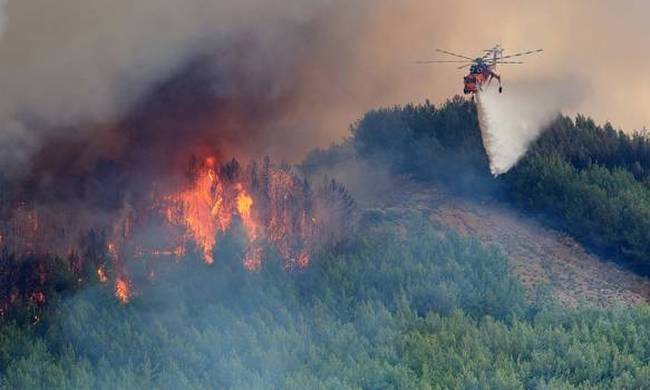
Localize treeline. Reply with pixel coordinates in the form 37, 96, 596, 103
315, 98, 650, 274
528, 115, 650, 180
507, 117, 650, 274
349, 97, 494, 193
1, 216, 649, 388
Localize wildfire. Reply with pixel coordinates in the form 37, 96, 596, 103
115, 278, 131, 304
236, 190, 253, 218
236, 187, 263, 269
161, 157, 265, 267
296, 251, 310, 269
164, 158, 222, 264
0, 154, 353, 307
155, 156, 333, 271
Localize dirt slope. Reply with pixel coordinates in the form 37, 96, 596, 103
375, 181, 650, 307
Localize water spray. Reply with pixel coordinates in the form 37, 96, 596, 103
476, 80, 580, 176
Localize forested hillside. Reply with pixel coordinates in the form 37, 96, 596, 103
3, 97, 650, 388
318, 97, 650, 275
507, 120, 650, 274
2, 217, 650, 389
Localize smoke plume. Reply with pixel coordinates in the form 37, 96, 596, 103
0, 0, 360, 177
477, 79, 585, 175
1, 0, 648, 182
0, 1, 366, 298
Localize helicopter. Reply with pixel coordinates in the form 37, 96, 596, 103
417, 44, 543, 95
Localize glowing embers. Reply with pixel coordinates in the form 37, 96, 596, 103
296, 250, 310, 269
115, 277, 131, 304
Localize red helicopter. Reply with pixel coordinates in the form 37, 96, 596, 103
417, 44, 543, 95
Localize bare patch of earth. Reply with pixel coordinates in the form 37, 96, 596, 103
373, 181, 650, 307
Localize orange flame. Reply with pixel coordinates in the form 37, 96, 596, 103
164, 159, 226, 264
156, 157, 324, 271
236, 188, 258, 240
237, 188, 263, 270
160, 158, 267, 267
0, 155, 340, 306
296, 251, 310, 269
236, 190, 253, 219
115, 278, 131, 304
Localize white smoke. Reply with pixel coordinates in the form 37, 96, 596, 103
477, 78, 585, 176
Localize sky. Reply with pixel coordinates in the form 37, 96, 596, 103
0, 0, 647, 169
356, 0, 649, 134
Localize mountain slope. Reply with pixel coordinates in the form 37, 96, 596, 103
373, 180, 650, 306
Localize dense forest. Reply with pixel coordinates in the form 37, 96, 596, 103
319, 97, 650, 274
2, 97, 650, 388
1, 216, 650, 388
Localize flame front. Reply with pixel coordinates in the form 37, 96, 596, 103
0, 155, 353, 307
156, 156, 319, 271
236, 190, 253, 220
115, 278, 131, 304
169, 159, 222, 264
236, 188, 263, 270
161, 158, 262, 265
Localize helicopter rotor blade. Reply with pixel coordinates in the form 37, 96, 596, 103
482, 45, 504, 58
482, 49, 498, 59
495, 61, 525, 64
435, 49, 475, 61
416, 60, 474, 64
499, 49, 543, 60
457, 64, 471, 70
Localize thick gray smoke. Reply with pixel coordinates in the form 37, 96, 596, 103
0, 0, 643, 182
0, 0, 350, 176
476, 79, 586, 175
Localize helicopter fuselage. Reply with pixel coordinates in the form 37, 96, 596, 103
463, 63, 501, 94
418, 45, 541, 95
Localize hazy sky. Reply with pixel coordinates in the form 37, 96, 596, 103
0, 0, 647, 168
360, 0, 649, 132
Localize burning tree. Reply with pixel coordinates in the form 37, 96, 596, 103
0, 155, 355, 311
151, 155, 355, 270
